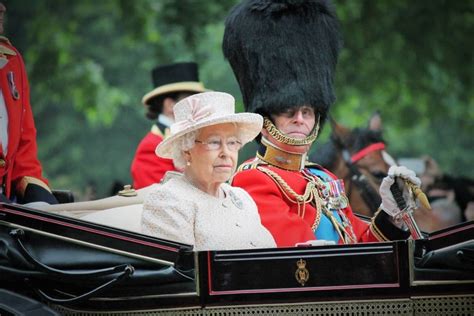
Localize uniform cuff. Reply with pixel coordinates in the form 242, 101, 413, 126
19, 183, 58, 204
371, 209, 410, 241
16, 176, 52, 197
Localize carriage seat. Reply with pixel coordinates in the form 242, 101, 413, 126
52, 189, 75, 204
31, 172, 179, 232
33, 184, 157, 219
81, 203, 143, 233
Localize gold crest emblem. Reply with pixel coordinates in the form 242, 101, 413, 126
295, 259, 309, 286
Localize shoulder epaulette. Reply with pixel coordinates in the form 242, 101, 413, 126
237, 158, 267, 172
0, 36, 11, 44
305, 160, 323, 169
0, 36, 16, 56
150, 124, 164, 137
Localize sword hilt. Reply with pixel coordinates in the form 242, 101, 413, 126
389, 176, 424, 239
390, 178, 406, 210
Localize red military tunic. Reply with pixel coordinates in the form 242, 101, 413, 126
0, 36, 51, 199
232, 161, 407, 247
131, 124, 177, 189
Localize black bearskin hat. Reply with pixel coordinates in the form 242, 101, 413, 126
223, 0, 342, 123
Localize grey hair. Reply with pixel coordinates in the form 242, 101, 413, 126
171, 130, 198, 169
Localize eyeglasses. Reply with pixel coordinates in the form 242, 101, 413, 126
195, 138, 243, 152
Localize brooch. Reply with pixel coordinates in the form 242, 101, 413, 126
229, 190, 243, 209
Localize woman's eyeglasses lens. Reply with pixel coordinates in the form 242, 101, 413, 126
195, 139, 242, 151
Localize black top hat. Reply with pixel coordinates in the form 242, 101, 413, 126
223, 0, 342, 122
142, 62, 206, 106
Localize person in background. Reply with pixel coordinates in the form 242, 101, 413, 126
0, 2, 57, 204
224, 0, 420, 247
131, 62, 207, 189
464, 201, 474, 222
417, 155, 473, 222
414, 198, 462, 233
418, 155, 443, 193
141, 91, 275, 250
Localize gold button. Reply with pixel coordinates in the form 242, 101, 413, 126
118, 184, 137, 197
0, 159, 5, 168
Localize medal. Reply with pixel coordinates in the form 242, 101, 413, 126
229, 190, 243, 209
325, 179, 348, 209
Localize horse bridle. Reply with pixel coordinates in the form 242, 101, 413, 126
333, 137, 383, 215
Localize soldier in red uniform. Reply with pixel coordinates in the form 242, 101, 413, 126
0, 2, 57, 204
131, 62, 207, 189
224, 0, 420, 247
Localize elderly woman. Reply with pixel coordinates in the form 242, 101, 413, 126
141, 91, 276, 251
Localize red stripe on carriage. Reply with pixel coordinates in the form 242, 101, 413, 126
1, 207, 180, 252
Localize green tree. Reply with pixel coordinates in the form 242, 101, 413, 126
5, 0, 472, 199
328, 0, 473, 176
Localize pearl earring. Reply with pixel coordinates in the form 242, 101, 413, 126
186, 161, 191, 166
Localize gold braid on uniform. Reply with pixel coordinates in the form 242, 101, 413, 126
369, 208, 390, 241
321, 207, 357, 244
257, 166, 324, 231
256, 166, 358, 244
263, 117, 320, 146
258, 137, 307, 171
301, 170, 353, 244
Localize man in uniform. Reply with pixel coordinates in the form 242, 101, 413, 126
0, 2, 57, 204
224, 0, 419, 247
131, 62, 207, 189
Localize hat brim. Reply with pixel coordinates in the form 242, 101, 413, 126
142, 82, 207, 105
156, 113, 263, 158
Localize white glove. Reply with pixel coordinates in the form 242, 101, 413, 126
379, 165, 421, 218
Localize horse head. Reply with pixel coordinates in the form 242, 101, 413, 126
312, 112, 395, 216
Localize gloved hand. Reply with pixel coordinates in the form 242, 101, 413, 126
379, 165, 422, 218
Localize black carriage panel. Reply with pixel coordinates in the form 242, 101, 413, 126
0, 203, 199, 311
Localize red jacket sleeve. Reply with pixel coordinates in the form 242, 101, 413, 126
14, 52, 44, 177
4, 44, 49, 196
232, 168, 315, 247
131, 132, 177, 189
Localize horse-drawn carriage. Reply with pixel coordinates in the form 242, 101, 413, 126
1, 200, 473, 315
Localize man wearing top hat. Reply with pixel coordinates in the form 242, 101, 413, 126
131, 62, 207, 189
0, 2, 57, 204
224, 0, 421, 247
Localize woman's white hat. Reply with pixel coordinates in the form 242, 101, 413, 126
155, 91, 263, 158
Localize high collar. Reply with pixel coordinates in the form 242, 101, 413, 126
256, 137, 307, 171
157, 114, 174, 127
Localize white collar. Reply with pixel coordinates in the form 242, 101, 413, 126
158, 114, 174, 127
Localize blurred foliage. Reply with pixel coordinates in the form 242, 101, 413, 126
3, 0, 472, 199
329, 0, 473, 179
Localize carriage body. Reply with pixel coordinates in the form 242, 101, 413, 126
0, 202, 473, 315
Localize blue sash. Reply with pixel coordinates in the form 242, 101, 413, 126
308, 168, 342, 243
